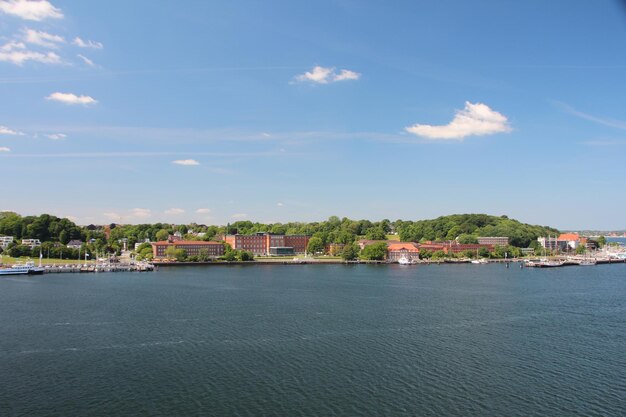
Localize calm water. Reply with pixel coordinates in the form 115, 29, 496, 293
1, 264, 625, 416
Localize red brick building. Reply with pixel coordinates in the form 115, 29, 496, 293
222, 233, 310, 256
152, 240, 224, 259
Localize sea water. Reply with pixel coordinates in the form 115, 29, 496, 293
1, 264, 625, 416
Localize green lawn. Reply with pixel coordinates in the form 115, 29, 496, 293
0, 256, 96, 266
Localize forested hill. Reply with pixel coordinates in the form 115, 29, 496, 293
0, 212, 559, 250
395, 214, 560, 248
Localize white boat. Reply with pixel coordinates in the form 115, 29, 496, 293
398, 256, 416, 265
471, 258, 489, 264
578, 259, 596, 266
0, 260, 40, 276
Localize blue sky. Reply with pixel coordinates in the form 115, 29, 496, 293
1, 0, 625, 229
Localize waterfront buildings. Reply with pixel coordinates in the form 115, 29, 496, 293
151, 240, 224, 259
222, 233, 310, 256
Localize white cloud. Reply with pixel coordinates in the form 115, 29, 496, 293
277, 202, 284, 207
0, 48, 62, 65
0, 125, 24, 135
72, 37, 103, 49
131, 208, 151, 218
172, 159, 199, 166
103, 212, 122, 221
0, 147, 10, 152
23, 28, 65, 48
45, 92, 97, 105
231, 213, 248, 220
294, 65, 361, 84
165, 208, 185, 215
405, 101, 512, 140
1, 41, 25, 51
195, 208, 211, 214
45, 133, 66, 140
333, 69, 360, 81
0, 0, 63, 21
77, 54, 95, 67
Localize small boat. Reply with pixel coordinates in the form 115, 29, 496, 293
471, 258, 489, 264
398, 256, 416, 265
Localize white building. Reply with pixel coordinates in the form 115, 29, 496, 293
537, 236, 558, 250
22, 239, 41, 249
0, 236, 14, 249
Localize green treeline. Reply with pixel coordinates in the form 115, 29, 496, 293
0, 212, 561, 259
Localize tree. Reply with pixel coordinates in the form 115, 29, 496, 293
307, 236, 324, 254
341, 243, 359, 261
597, 236, 606, 248
575, 245, 586, 255
478, 247, 490, 258
360, 242, 387, 260
431, 250, 446, 259
238, 250, 254, 261
197, 248, 210, 262
457, 234, 478, 244
164, 246, 178, 260
156, 229, 169, 241
365, 227, 386, 240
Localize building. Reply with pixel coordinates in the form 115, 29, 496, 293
21, 239, 41, 249
67, 240, 83, 249
477, 237, 509, 246
151, 240, 224, 259
223, 233, 310, 256
387, 242, 420, 262
0, 236, 14, 249
557, 233, 581, 251
537, 236, 558, 251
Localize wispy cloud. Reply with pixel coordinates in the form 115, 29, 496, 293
22, 28, 65, 48
0, 147, 10, 152
77, 54, 96, 67
277, 202, 284, 207
45, 133, 66, 140
195, 208, 211, 214
554, 101, 626, 130
581, 139, 626, 147
0, 0, 63, 21
72, 37, 103, 49
231, 213, 248, 220
165, 208, 185, 215
103, 208, 152, 222
405, 101, 512, 140
45, 92, 98, 105
0, 125, 25, 135
0, 47, 62, 65
172, 159, 200, 166
293, 65, 361, 84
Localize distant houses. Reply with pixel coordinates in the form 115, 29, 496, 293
66, 240, 83, 249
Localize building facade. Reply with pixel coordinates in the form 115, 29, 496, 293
151, 240, 224, 259
387, 242, 420, 262
477, 237, 509, 246
0, 236, 14, 249
22, 239, 41, 249
222, 233, 310, 256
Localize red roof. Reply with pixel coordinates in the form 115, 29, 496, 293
558, 233, 580, 241
387, 242, 420, 252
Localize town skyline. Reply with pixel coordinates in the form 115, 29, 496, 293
1, 1, 626, 229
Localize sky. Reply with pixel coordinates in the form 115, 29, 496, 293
1, 0, 625, 229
